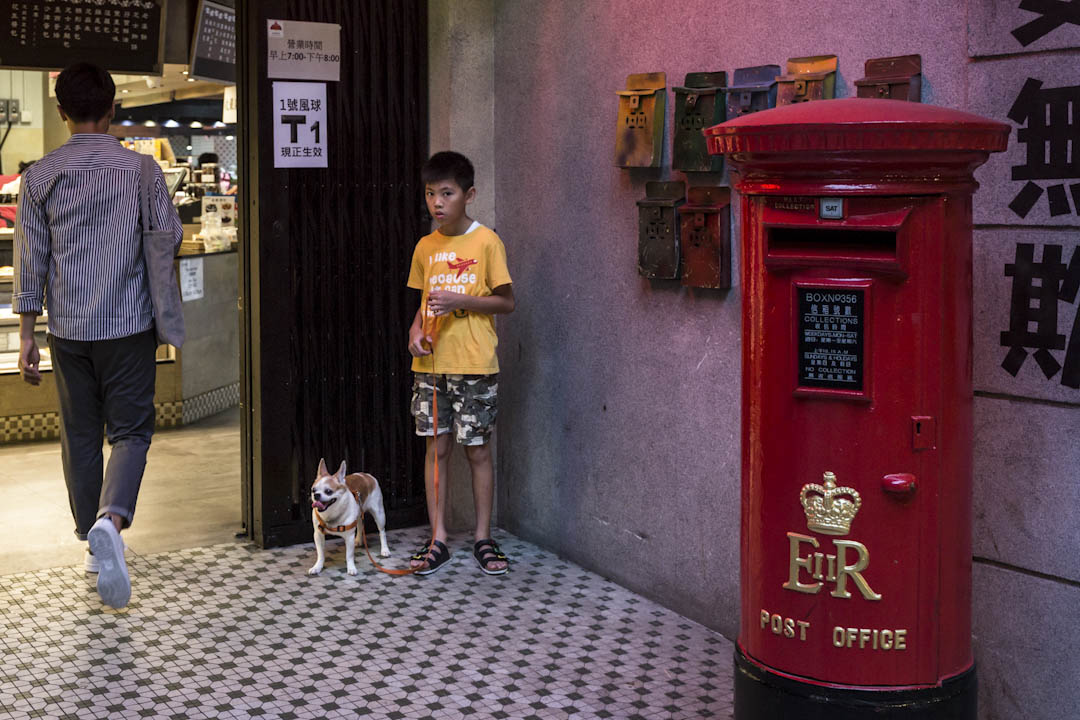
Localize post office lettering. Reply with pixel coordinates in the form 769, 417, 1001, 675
832, 626, 907, 651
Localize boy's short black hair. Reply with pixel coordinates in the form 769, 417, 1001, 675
55, 62, 115, 123
421, 151, 474, 192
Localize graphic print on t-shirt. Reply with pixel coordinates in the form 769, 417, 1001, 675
407, 223, 512, 375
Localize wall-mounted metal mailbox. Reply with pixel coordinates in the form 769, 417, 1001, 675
855, 55, 922, 102
637, 181, 685, 279
725, 64, 782, 119
678, 186, 731, 288
776, 55, 838, 106
673, 72, 727, 172
616, 72, 667, 168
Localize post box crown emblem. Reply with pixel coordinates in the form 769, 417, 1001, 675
799, 471, 861, 536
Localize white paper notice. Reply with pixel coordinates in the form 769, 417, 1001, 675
179, 258, 205, 302
267, 19, 341, 81
222, 84, 237, 124
273, 81, 328, 169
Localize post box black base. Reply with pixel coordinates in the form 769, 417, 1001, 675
734, 647, 976, 720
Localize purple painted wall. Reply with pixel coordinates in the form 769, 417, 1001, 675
490, 0, 969, 637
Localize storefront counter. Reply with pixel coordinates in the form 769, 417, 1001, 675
0, 248, 239, 444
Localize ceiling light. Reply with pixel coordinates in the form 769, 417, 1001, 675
143, 120, 157, 127
212, 121, 226, 128
163, 119, 180, 128
121, 89, 129, 94
186, 145, 193, 151
182, 70, 188, 75
189, 121, 203, 128
187, 78, 196, 83
225, 135, 234, 141
120, 119, 134, 126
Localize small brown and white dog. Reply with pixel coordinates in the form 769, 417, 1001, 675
308, 458, 390, 576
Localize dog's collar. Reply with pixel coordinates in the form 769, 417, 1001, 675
315, 490, 362, 534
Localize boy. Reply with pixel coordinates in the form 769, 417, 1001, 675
14, 62, 182, 608
406, 151, 514, 575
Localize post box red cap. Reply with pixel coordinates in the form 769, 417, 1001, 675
705, 98, 1008, 155
704, 97, 1006, 191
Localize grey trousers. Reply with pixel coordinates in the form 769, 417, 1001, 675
48, 330, 157, 540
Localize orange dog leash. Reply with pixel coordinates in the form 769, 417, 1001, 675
360, 303, 442, 575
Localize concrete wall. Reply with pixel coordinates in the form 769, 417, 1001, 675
427, 0, 499, 533
430, 1, 1080, 717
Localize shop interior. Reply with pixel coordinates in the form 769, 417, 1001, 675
0, 7, 243, 573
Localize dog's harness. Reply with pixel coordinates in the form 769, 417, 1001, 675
315, 490, 362, 534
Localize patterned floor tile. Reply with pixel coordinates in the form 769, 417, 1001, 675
0, 529, 733, 719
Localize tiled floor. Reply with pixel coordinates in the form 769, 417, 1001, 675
0, 530, 735, 720
0, 408, 243, 576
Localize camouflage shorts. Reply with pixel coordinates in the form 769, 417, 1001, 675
411, 373, 498, 446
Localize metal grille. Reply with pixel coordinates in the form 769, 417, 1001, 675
240, 0, 428, 545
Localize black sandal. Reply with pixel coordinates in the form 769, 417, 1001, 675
473, 538, 509, 575
411, 539, 452, 576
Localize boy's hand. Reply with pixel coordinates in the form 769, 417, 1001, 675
427, 289, 464, 316
408, 326, 433, 357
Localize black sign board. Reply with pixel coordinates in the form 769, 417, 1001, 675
798, 287, 864, 390
188, 0, 235, 83
0, 0, 164, 74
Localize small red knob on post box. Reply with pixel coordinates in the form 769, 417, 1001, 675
704, 99, 1007, 720
882, 473, 917, 500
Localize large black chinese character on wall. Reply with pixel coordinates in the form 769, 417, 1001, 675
1007, 78, 1080, 218
1001, 242, 1080, 387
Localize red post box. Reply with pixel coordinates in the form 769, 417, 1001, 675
704, 99, 1008, 719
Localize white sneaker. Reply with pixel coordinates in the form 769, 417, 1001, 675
87, 517, 131, 608
84, 539, 126, 573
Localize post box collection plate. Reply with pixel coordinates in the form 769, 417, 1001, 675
796, 286, 865, 391
637, 180, 685, 279
672, 71, 727, 172
616, 72, 667, 168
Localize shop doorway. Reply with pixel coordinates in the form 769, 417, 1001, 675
236, 0, 429, 546
0, 0, 429, 571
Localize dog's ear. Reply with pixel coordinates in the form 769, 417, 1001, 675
336, 460, 346, 479
317, 458, 329, 477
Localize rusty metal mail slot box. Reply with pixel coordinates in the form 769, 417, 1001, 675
724, 64, 781, 119
637, 181, 686, 279
673, 71, 727, 173
616, 72, 667, 168
855, 54, 922, 102
776, 55, 838, 106
678, 186, 731, 289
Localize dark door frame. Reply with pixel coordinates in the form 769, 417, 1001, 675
236, 0, 429, 548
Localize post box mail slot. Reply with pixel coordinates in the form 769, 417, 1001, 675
704, 99, 1008, 720
775, 54, 838, 106
678, 186, 731, 288
637, 180, 685, 279
724, 64, 781, 119
673, 72, 727, 172
616, 72, 667, 168
855, 54, 922, 102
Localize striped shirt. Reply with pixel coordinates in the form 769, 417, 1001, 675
13, 134, 183, 341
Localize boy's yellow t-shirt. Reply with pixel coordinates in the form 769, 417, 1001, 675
407, 222, 512, 374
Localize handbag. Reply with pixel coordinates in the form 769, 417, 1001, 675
139, 154, 185, 347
